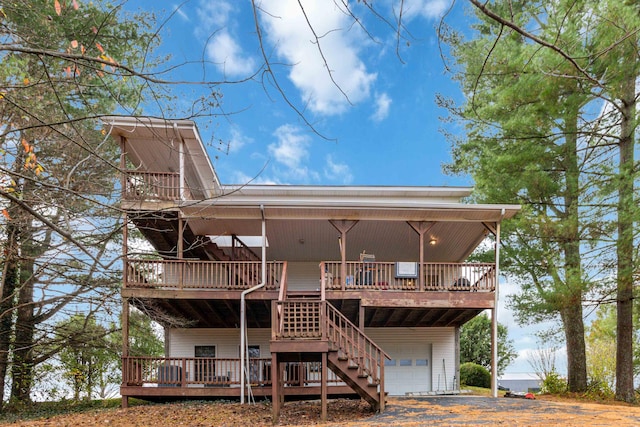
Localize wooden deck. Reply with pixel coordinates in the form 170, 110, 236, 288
124, 259, 495, 293
120, 357, 357, 401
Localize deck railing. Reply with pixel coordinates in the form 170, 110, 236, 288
122, 357, 342, 387
124, 171, 183, 201
324, 302, 389, 386
124, 259, 285, 290
272, 300, 388, 387
321, 261, 496, 292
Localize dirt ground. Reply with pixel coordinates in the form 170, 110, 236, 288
4, 395, 640, 426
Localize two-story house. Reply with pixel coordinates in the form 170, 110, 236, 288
107, 116, 519, 421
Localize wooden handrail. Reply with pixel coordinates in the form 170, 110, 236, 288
324, 301, 390, 384
322, 261, 496, 292
125, 259, 285, 291
272, 300, 389, 385
122, 356, 344, 387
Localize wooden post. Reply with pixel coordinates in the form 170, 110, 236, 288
119, 136, 126, 199
359, 302, 365, 331
329, 220, 358, 291
271, 353, 279, 422
121, 297, 130, 408
321, 352, 328, 422
379, 351, 385, 412
407, 222, 434, 292
340, 230, 346, 291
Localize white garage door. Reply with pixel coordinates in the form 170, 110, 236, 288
384, 342, 432, 395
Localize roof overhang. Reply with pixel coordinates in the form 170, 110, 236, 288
103, 116, 220, 200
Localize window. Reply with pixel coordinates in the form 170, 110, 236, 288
195, 345, 215, 382
240, 345, 261, 383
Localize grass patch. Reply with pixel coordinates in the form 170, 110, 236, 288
461, 386, 494, 396
0, 398, 150, 423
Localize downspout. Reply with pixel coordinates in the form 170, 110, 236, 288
241, 204, 266, 404
491, 208, 505, 398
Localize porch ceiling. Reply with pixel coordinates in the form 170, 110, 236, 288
184, 217, 489, 263
131, 297, 484, 329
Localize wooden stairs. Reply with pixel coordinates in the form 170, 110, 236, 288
270, 289, 389, 419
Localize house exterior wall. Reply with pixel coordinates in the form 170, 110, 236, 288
366, 327, 456, 395
167, 326, 456, 395
286, 262, 322, 291
168, 328, 271, 359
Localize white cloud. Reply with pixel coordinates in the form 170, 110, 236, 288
401, 0, 451, 21
269, 125, 311, 179
196, 0, 233, 31
206, 31, 256, 76
371, 92, 392, 121
324, 155, 353, 184
259, 0, 377, 115
173, 4, 190, 22
196, 0, 255, 77
228, 127, 253, 153
229, 171, 278, 185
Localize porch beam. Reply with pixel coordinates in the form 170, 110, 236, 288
407, 221, 434, 291
329, 220, 358, 291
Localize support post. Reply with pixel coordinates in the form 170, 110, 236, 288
271, 354, 280, 423
321, 352, 328, 422
407, 222, 434, 292
491, 211, 504, 398
329, 220, 358, 291
121, 297, 130, 409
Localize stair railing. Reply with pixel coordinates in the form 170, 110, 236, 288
324, 302, 389, 387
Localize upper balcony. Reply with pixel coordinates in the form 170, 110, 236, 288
124, 258, 495, 294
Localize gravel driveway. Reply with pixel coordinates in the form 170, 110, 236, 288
340, 396, 640, 426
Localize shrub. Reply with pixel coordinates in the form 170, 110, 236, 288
460, 362, 491, 388
541, 371, 567, 394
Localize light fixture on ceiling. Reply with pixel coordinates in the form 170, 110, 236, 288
428, 238, 437, 246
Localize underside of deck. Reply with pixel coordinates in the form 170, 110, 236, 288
125, 291, 490, 329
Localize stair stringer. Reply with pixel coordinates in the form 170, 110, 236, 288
327, 350, 381, 410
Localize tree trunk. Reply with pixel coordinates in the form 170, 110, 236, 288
560, 106, 587, 393
0, 218, 21, 407
615, 73, 636, 403
560, 303, 587, 392
9, 255, 36, 404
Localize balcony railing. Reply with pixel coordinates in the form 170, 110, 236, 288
122, 357, 343, 387
321, 261, 496, 292
123, 171, 183, 201
125, 259, 285, 290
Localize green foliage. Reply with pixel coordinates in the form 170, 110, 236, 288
440, 0, 640, 395
541, 371, 567, 394
460, 362, 491, 388
0, 0, 170, 406
459, 313, 517, 375
56, 314, 119, 401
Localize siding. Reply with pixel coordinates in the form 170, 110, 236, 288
167, 326, 457, 395
286, 261, 322, 291
168, 328, 271, 358
366, 327, 456, 394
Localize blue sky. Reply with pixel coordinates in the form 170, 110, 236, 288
127, 0, 471, 186
124, 0, 560, 375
